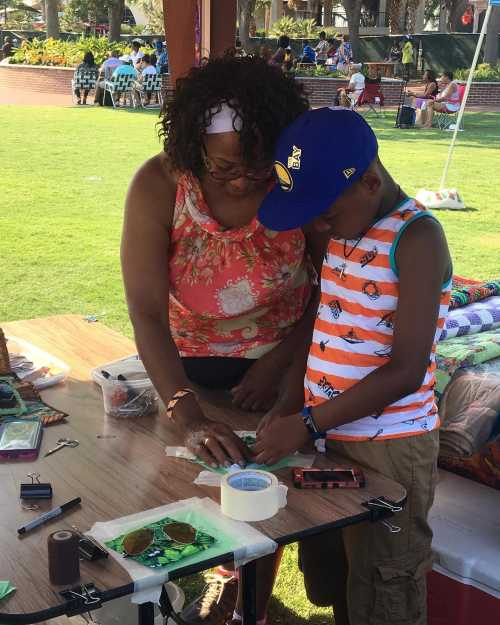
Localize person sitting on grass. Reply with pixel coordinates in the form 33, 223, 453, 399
73, 51, 98, 105
406, 69, 439, 127
423, 71, 461, 129
121, 54, 325, 625
256, 107, 452, 625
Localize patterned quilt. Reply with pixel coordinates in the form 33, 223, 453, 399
440, 296, 500, 341
450, 276, 500, 310
435, 328, 500, 395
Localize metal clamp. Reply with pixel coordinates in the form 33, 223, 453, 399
60, 583, 102, 617
362, 497, 403, 533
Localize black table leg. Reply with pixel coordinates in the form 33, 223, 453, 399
240, 560, 257, 625
138, 601, 155, 625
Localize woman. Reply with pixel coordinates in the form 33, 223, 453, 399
270, 34, 290, 67
336, 35, 353, 71
406, 69, 438, 126
121, 55, 324, 625
73, 51, 98, 105
423, 71, 461, 128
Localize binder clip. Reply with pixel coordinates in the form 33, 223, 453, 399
72, 526, 109, 561
20, 473, 53, 500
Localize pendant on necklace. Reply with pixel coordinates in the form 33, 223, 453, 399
339, 262, 347, 280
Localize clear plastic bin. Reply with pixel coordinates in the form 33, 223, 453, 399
101, 377, 158, 418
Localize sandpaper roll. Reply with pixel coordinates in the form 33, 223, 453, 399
48, 530, 80, 585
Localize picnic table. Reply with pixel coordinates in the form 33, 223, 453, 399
0, 315, 406, 625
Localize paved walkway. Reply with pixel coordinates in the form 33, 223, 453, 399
0, 87, 73, 106
1, 86, 500, 113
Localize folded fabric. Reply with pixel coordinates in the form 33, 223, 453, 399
440, 296, 500, 341
439, 440, 500, 492
0, 580, 16, 601
435, 329, 500, 395
438, 370, 500, 457
450, 276, 500, 310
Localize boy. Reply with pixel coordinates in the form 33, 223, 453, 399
256, 108, 452, 625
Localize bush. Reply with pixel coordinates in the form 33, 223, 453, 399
9, 36, 154, 67
294, 65, 346, 78
455, 63, 500, 82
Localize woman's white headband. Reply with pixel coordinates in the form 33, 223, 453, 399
205, 102, 243, 134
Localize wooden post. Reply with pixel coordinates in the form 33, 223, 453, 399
211, 0, 237, 56
163, 0, 197, 83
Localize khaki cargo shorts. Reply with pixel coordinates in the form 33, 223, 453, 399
299, 429, 439, 625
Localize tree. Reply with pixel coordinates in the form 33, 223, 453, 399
132, 0, 164, 34
342, 0, 363, 59
45, 0, 60, 38
484, 5, 500, 64
108, 0, 124, 41
238, 0, 256, 50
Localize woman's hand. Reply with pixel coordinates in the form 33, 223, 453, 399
254, 412, 310, 466
231, 352, 285, 412
184, 418, 254, 468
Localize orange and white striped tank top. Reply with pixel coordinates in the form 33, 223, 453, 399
304, 199, 451, 441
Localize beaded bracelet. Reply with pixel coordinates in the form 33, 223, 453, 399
166, 388, 196, 420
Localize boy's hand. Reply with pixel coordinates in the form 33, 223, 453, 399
254, 413, 310, 465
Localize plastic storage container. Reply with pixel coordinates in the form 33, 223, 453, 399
6, 335, 70, 389
427, 470, 500, 625
101, 377, 158, 418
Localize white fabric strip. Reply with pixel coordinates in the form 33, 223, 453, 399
205, 102, 243, 134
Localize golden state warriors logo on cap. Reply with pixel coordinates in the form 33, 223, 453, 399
274, 161, 293, 192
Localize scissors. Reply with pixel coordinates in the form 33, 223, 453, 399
44, 438, 79, 457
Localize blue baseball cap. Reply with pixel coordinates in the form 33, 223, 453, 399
258, 108, 378, 231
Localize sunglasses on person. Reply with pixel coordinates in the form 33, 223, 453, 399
201, 146, 273, 182
122, 522, 197, 557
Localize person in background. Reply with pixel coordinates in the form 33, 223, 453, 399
336, 34, 353, 71
406, 69, 438, 127
259, 44, 272, 63
111, 55, 137, 107
130, 39, 144, 68
256, 107, 452, 625
314, 31, 329, 65
101, 49, 122, 79
157, 41, 169, 74
73, 51, 98, 105
94, 50, 122, 105
388, 39, 402, 76
336, 63, 365, 107
121, 55, 323, 625
1, 36, 14, 57
282, 46, 294, 72
300, 40, 316, 64
423, 71, 461, 129
270, 34, 290, 67
402, 35, 414, 80
235, 39, 247, 57
135, 54, 157, 105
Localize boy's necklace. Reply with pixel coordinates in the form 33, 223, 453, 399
339, 186, 404, 280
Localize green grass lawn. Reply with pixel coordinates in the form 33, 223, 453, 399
1, 105, 499, 624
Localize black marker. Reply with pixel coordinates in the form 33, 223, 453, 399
17, 497, 81, 535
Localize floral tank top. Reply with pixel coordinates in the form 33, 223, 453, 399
168, 174, 313, 358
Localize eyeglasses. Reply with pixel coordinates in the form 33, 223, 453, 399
122, 522, 197, 557
201, 146, 273, 181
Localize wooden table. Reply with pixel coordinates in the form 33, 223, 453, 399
364, 62, 397, 78
0, 316, 406, 625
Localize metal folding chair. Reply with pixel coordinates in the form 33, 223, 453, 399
71, 70, 98, 104
104, 74, 137, 109
434, 84, 465, 131
135, 74, 164, 108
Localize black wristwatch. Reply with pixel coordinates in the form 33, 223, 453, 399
301, 406, 326, 441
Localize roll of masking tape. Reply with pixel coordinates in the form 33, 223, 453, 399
220, 469, 288, 522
